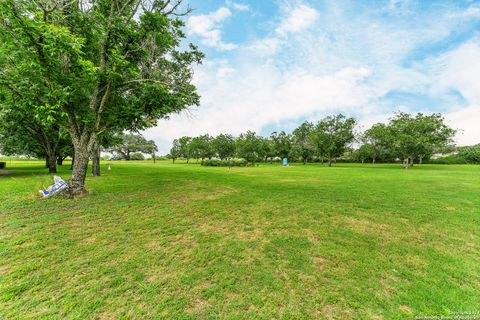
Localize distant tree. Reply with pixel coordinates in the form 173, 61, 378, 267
178, 136, 193, 163
170, 139, 182, 163
109, 134, 156, 161
292, 121, 315, 164
190, 134, 214, 161
389, 112, 455, 167
258, 137, 275, 163
310, 114, 356, 166
143, 140, 158, 163
129, 153, 145, 161
213, 134, 236, 160
355, 144, 375, 164
236, 131, 262, 164
0, 102, 72, 173
362, 123, 392, 164
270, 131, 292, 159
414, 113, 456, 164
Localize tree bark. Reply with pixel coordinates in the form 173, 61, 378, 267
57, 156, 64, 166
69, 131, 96, 196
328, 157, 332, 167
46, 154, 57, 173
71, 147, 90, 195
419, 155, 423, 164
92, 140, 101, 177
70, 152, 75, 170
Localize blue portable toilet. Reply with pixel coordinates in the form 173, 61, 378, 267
282, 158, 288, 166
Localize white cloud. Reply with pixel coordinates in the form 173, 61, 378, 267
187, 7, 237, 50
426, 39, 480, 146
247, 37, 282, 56
276, 4, 319, 36
226, 0, 250, 12
431, 40, 480, 105
144, 62, 376, 152
217, 67, 236, 77
446, 106, 480, 146
448, 4, 480, 18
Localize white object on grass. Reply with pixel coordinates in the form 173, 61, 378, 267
39, 176, 68, 197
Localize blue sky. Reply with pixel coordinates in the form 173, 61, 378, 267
144, 0, 480, 153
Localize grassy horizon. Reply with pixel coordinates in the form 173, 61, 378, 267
1, 161, 479, 319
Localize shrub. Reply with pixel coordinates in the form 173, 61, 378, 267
129, 153, 145, 160
427, 154, 467, 164
458, 145, 480, 164
201, 159, 248, 167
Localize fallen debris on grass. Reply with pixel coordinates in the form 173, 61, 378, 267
39, 176, 68, 197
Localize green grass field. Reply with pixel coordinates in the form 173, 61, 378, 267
1, 161, 479, 319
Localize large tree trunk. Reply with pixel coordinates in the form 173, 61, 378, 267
69, 132, 96, 196
71, 147, 90, 195
45, 145, 57, 173
46, 150, 57, 173
419, 155, 424, 164
57, 156, 64, 166
91, 140, 101, 177
328, 157, 332, 167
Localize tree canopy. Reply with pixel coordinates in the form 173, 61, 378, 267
109, 133, 157, 160
291, 121, 315, 164
310, 114, 356, 166
0, 0, 203, 194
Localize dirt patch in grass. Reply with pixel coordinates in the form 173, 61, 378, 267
312, 256, 327, 268
185, 298, 210, 314
335, 215, 393, 238
317, 303, 352, 319
0, 265, 10, 274
399, 304, 413, 314
98, 310, 117, 320
172, 186, 237, 205
82, 236, 96, 244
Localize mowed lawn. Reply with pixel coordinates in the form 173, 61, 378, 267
0, 161, 479, 319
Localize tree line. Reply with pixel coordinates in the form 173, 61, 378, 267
170, 112, 459, 167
